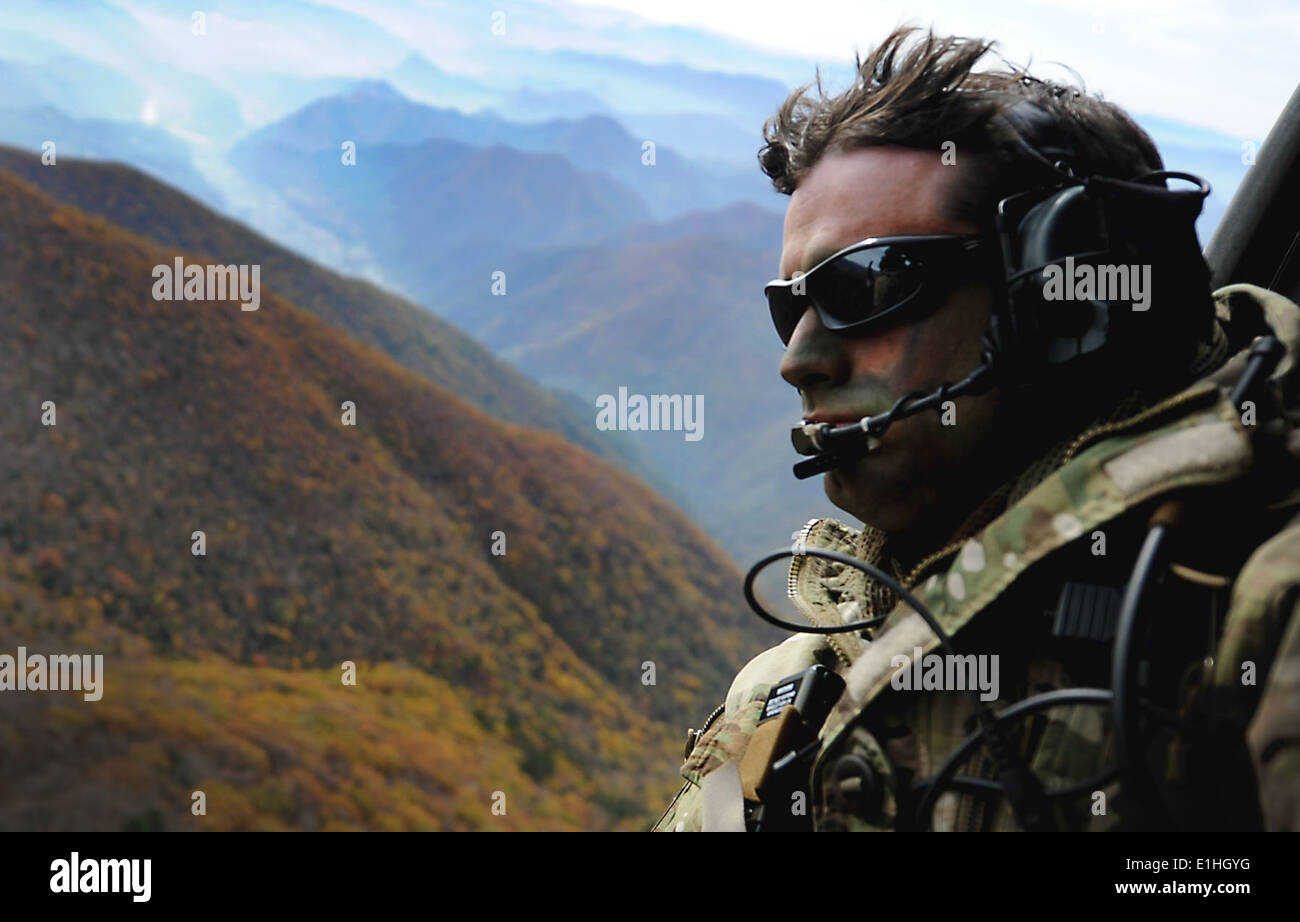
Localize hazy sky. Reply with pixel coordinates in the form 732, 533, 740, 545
561, 0, 1298, 141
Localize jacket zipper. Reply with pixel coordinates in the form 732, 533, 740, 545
787, 518, 855, 668
786, 518, 819, 596
683, 701, 728, 761
700, 702, 726, 733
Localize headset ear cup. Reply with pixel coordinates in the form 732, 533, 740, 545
999, 184, 1120, 380
1089, 175, 1215, 379
990, 273, 1046, 388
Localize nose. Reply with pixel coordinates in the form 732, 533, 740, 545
780, 304, 852, 392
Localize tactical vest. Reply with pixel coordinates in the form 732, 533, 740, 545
652, 283, 1300, 832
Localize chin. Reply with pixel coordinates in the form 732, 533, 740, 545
824, 463, 904, 532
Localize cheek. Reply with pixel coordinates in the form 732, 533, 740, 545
844, 286, 993, 395
844, 322, 921, 386
846, 320, 961, 397
910, 290, 992, 386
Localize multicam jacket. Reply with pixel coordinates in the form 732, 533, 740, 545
653, 283, 1300, 832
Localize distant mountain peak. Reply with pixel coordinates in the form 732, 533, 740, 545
346, 78, 405, 101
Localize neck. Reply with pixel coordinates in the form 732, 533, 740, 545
887, 397, 1076, 577
886, 480, 1011, 578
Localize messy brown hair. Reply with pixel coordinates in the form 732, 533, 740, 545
758, 26, 1164, 229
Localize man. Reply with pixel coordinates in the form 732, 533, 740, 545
653, 26, 1300, 831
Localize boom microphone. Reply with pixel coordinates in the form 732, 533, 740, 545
789, 355, 997, 479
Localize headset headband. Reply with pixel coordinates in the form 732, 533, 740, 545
988, 98, 1082, 178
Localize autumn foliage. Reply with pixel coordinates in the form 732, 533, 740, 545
0, 165, 763, 831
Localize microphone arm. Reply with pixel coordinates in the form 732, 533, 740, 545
790, 355, 998, 479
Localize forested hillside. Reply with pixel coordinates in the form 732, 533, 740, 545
0, 170, 763, 830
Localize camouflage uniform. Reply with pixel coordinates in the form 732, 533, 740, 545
654, 283, 1300, 832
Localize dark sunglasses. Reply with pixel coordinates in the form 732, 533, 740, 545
765, 234, 990, 345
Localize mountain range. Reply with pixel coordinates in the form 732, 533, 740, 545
0, 157, 779, 830
217, 83, 836, 566
0, 146, 676, 498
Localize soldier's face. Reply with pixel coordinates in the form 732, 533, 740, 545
777, 145, 1008, 541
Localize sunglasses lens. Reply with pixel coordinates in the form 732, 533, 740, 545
766, 237, 980, 345
811, 244, 925, 329
767, 288, 803, 345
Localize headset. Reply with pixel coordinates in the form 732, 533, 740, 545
789, 99, 1216, 479
751, 98, 1287, 829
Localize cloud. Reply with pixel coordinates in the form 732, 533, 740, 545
564, 0, 1297, 140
